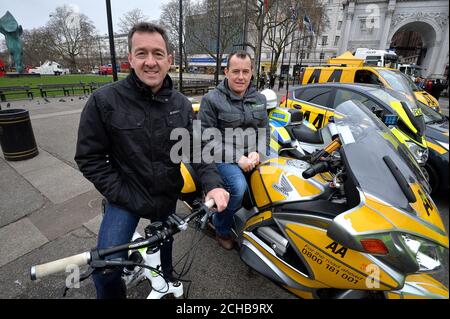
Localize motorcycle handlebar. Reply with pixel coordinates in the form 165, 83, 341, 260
302, 162, 329, 179
30, 199, 217, 281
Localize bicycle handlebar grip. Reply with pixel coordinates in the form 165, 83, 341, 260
30, 252, 91, 280
205, 199, 215, 209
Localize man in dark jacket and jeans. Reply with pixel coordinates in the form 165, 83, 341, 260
199, 50, 270, 250
75, 22, 229, 299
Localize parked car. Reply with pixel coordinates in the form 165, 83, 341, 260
28, 60, 69, 75
299, 52, 440, 112
280, 83, 448, 193
99, 64, 113, 75
417, 101, 449, 193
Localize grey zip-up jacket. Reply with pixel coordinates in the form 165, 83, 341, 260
198, 79, 270, 163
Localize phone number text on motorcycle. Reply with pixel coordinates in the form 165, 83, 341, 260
301, 244, 364, 285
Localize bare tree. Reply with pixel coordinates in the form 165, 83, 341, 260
46, 5, 97, 70
22, 27, 58, 67
185, 0, 245, 70
159, 0, 192, 70
118, 8, 149, 34
261, 0, 328, 75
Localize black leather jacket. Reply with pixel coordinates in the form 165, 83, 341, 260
75, 71, 223, 218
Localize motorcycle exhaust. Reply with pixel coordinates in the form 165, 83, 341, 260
256, 227, 289, 256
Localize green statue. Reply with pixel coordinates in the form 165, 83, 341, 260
0, 11, 24, 73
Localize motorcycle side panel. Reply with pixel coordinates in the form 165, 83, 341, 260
408, 184, 447, 234
385, 274, 449, 299
242, 233, 328, 291
253, 158, 325, 207
250, 170, 271, 208
284, 223, 403, 290
365, 195, 449, 248
180, 162, 197, 194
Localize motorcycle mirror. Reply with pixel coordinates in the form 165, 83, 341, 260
371, 107, 384, 119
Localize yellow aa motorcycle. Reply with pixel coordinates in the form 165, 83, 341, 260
181, 100, 449, 299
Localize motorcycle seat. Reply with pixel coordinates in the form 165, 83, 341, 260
286, 124, 324, 144
274, 199, 348, 219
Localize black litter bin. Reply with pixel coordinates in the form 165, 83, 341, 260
0, 109, 39, 161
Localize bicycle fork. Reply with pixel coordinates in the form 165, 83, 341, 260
143, 245, 183, 299
125, 228, 184, 299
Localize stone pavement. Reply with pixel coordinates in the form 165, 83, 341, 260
0, 93, 447, 299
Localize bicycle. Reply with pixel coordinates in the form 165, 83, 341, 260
30, 199, 215, 299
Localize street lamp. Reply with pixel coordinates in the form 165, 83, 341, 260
105, 0, 118, 81
215, 0, 221, 86
179, 0, 183, 92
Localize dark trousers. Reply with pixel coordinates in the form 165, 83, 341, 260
92, 203, 173, 298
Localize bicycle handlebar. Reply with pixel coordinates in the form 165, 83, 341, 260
31, 252, 91, 281
30, 199, 216, 281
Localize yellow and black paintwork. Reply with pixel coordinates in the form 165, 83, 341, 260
284, 97, 331, 129
249, 157, 326, 208
300, 52, 439, 111
179, 155, 449, 299
385, 274, 449, 299
246, 161, 447, 298
180, 162, 197, 194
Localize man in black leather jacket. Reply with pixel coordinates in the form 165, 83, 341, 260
75, 22, 229, 298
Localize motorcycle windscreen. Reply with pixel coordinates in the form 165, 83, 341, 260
330, 101, 447, 247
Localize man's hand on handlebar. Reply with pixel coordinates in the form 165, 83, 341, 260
205, 188, 229, 212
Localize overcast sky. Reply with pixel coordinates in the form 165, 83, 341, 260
1, 0, 169, 35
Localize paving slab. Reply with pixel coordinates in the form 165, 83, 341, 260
31, 113, 82, 167
7, 149, 94, 204
4, 148, 61, 175
0, 158, 45, 227
0, 222, 294, 299
0, 218, 48, 268
0, 227, 97, 299
29, 189, 103, 241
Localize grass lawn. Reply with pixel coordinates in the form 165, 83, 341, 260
0, 74, 127, 100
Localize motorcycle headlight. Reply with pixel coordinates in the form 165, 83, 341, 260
401, 234, 443, 273
406, 141, 428, 164
436, 140, 449, 151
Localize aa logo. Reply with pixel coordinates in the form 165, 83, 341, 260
325, 241, 348, 258
418, 189, 434, 216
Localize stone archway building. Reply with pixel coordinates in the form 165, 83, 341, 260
339, 0, 448, 78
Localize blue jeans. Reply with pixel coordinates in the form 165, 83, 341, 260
92, 203, 173, 299
213, 163, 248, 237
